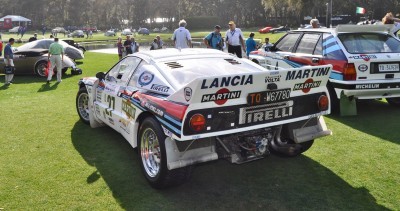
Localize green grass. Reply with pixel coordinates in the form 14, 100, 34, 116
1, 52, 399, 210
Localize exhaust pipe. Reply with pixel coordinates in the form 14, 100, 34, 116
270, 126, 302, 156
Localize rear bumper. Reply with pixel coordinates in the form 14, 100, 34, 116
330, 79, 400, 99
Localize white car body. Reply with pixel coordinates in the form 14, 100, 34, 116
8, 26, 19, 33
121, 29, 132, 36
250, 25, 400, 112
77, 49, 332, 188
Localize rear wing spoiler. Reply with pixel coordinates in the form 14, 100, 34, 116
167, 65, 333, 105
336, 24, 393, 33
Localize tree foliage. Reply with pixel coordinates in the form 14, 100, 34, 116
0, 0, 398, 29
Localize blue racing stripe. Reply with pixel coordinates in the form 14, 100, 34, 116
330, 71, 343, 80
164, 114, 182, 127
325, 45, 341, 55
156, 117, 181, 135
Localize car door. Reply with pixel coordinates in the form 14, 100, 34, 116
95, 56, 142, 131
267, 33, 303, 70
288, 32, 324, 66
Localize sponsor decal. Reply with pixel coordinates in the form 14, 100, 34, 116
201, 88, 241, 105
201, 75, 253, 89
293, 79, 321, 93
355, 84, 380, 89
358, 64, 368, 72
138, 71, 154, 87
349, 54, 377, 61
184, 87, 192, 102
119, 119, 131, 134
142, 101, 164, 117
270, 71, 280, 75
162, 126, 173, 138
95, 104, 101, 116
96, 89, 103, 101
151, 84, 170, 93
108, 117, 115, 125
104, 83, 119, 95
122, 100, 136, 119
239, 101, 293, 125
265, 75, 281, 83
285, 67, 330, 80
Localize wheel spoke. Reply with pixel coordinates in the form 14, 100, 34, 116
141, 128, 161, 178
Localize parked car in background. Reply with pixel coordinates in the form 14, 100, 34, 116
258, 26, 273, 34
270, 26, 291, 34
121, 29, 132, 36
104, 30, 116, 36
161, 27, 169, 32
63, 39, 86, 53
250, 24, 400, 114
76, 48, 332, 188
68, 30, 85, 38
52, 27, 67, 34
0, 48, 81, 77
17, 39, 84, 60
153, 28, 160, 32
138, 28, 150, 35
8, 26, 19, 33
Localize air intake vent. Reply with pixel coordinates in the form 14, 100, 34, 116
225, 59, 241, 65
165, 62, 183, 69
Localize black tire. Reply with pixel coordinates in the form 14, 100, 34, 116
386, 97, 400, 107
35, 61, 48, 77
79, 47, 86, 53
138, 117, 192, 189
76, 87, 90, 125
327, 82, 339, 114
62, 68, 68, 74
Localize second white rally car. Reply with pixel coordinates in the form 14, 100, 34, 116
76, 48, 332, 188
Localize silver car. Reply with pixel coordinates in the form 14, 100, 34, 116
17, 39, 84, 60
0, 48, 81, 77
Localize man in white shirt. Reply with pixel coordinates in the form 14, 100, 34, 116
225, 21, 246, 58
172, 20, 192, 49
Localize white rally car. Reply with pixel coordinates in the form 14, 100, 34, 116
76, 49, 332, 188
250, 25, 400, 114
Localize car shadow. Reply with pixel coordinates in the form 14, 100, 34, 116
71, 121, 388, 210
329, 100, 400, 145
0, 74, 77, 86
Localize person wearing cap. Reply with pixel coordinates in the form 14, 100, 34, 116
28, 33, 38, 42
245, 32, 257, 58
203, 25, 223, 50
172, 19, 192, 49
225, 21, 246, 58
47, 37, 64, 83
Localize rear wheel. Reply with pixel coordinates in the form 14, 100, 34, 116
35, 61, 47, 77
386, 97, 400, 107
76, 87, 90, 124
138, 117, 192, 189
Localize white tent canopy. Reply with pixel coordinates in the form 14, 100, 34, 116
0, 15, 31, 22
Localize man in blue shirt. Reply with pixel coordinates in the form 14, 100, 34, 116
245, 32, 257, 58
204, 25, 223, 50
4, 38, 15, 85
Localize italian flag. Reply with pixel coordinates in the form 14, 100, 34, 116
356, 7, 366, 14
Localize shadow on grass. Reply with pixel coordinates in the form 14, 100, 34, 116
330, 100, 400, 145
71, 121, 388, 210
0, 73, 76, 86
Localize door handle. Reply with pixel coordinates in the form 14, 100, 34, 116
312, 58, 320, 63
283, 55, 289, 60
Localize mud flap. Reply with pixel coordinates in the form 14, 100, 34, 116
340, 91, 357, 116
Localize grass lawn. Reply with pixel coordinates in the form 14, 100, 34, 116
0, 52, 399, 210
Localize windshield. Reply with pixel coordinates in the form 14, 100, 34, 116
338, 33, 400, 54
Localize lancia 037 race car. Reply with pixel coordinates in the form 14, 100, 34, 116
76, 49, 332, 188
250, 25, 400, 115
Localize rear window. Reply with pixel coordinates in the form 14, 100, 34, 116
275, 33, 301, 52
338, 33, 400, 54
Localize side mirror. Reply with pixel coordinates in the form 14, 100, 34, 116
96, 72, 105, 80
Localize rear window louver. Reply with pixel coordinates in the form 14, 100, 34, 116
165, 62, 183, 69
225, 59, 241, 65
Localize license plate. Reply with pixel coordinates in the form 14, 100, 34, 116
247, 89, 291, 106
378, 63, 399, 72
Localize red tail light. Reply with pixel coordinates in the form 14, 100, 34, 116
318, 95, 329, 111
343, 63, 357, 81
189, 114, 206, 132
